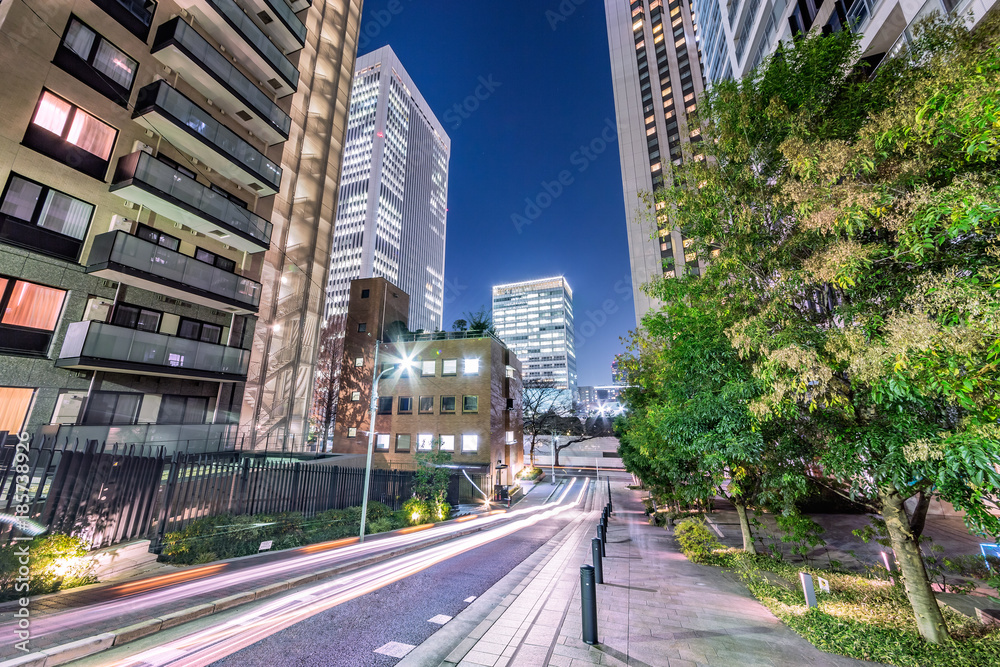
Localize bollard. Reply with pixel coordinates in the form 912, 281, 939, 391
592, 537, 604, 584
596, 524, 606, 556
601, 521, 608, 546
799, 572, 817, 608
581, 565, 599, 645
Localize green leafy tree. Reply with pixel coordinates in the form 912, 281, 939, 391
412, 448, 452, 521
652, 17, 1000, 643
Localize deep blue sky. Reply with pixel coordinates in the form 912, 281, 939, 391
357, 0, 634, 386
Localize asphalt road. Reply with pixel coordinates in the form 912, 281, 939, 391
208, 508, 576, 666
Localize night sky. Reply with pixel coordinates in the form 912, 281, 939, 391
356, 0, 635, 386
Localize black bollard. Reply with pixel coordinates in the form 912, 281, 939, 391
581, 565, 599, 645
608, 481, 612, 511
596, 524, 605, 556
592, 537, 604, 584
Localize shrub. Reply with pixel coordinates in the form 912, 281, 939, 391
674, 517, 722, 563
0, 534, 96, 601
518, 467, 544, 481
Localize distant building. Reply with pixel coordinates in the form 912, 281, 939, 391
577, 385, 625, 415
330, 278, 523, 489
324, 45, 450, 333
492, 277, 577, 394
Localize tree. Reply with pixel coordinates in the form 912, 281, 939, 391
452, 319, 468, 332
411, 449, 452, 521
464, 306, 496, 335
311, 316, 344, 449
522, 379, 575, 468
650, 17, 1000, 642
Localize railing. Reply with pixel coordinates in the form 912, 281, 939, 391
135, 81, 282, 191
112, 151, 272, 247
52, 423, 239, 454
58, 320, 250, 378
874, 0, 974, 73
87, 231, 261, 310
152, 18, 291, 139
260, 0, 306, 44
201, 0, 299, 88
395, 330, 507, 346
91, 0, 156, 39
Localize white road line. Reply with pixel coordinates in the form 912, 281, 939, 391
427, 614, 452, 625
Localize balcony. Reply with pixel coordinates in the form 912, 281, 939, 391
91, 0, 157, 40
134, 80, 282, 195
176, 0, 299, 98
56, 321, 250, 381
86, 231, 261, 314
51, 423, 238, 454
286, 0, 310, 12
242, 0, 306, 54
110, 151, 272, 253
152, 18, 290, 146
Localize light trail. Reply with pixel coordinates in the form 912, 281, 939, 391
1, 478, 583, 645
109, 479, 590, 667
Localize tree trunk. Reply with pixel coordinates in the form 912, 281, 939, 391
529, 435, 536, 468
880, 486, 949, 643
734, 502, 756, 554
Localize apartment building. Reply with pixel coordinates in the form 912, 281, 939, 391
330, 278, 523, 487
0, 0, 360, 452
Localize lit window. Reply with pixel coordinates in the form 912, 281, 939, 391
464, 358, 479, 375
376, 433, 390, 450
348, 427, 357, 437
442, 359, 457, 375
1, 278, 66, 331
24, 91, 117, 178
462, 434, 478, 453
58, 18, 138, 97
463, 395, 478, 413
421, 360, 435, 376
506, 431, 515, 444
0, 387, 34, 433
440, 435, 455, 451
418, 434, 433, 451
351, 391, 361, 402
354, 357, 364, 367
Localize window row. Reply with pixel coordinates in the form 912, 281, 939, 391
363, 394, 479, 415
364, 355, 481, 377
346, 431, 481, 454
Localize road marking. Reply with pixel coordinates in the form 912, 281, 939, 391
464, 596, 476, 603
374, 642, 415, 658
427, 614, 452, 624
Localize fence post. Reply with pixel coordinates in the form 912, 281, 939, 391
153, 451, 182, 550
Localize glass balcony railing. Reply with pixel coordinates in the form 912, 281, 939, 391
58, 321, 250, 379
111, 151, 272, 249
135, 80, 282, 192
91, 0, 156, 40
203, 0, 299, 89
87, 231, 261, 312
260, 0, 306, 45
152, 18, 291, 140
53, 423, 239, 454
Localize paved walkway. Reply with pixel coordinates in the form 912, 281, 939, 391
426, 475, 875, 667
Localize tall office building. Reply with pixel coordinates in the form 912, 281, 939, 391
325, 45, 450, 333
604, 0, 710, 325
0, 0, 361, 452
492, 277, 576, 394
695, 0, 997, 87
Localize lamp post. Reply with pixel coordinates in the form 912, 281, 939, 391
359, 340, 411, 543
495, 458, 509, 507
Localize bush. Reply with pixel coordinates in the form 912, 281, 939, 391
0, 534, 96, 601
518, 467, 544, 481
674, 517, 722, 563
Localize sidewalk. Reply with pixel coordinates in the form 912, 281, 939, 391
429, 475, 877, 667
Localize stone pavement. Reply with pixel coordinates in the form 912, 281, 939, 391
430, 474, 877, 667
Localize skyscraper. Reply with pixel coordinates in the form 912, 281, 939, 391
492, 277, 576, 394
325, 45, 451, 333
0, 0, 361, 452
604, 0, 709, 325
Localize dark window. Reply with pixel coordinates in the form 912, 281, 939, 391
54, 16, 137, 106
360, 289, 370, 298
177, 317, 222, 344
395, 434, 411, 452
377, 396, 392, 414
90, 0, 157, 41
157, 395, 208, 424
0, 173, 93, 261
194, 247, 236, 273
23, 90, 117, 180
463, 395, 479, 413
419, 396, 433, 413
398, 396, 413, 413
110, 303, 161, 332
358, 322, 367, 332
0, 276, 67, 355
82, 391, 142, 425
441, 396, 456, 413
157, 154, 197, 179
135, 223, 180, 251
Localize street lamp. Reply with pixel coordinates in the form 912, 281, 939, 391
359, 339, 413, 542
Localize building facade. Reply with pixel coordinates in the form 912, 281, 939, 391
492, 277, 576, 395
0, 0, 360, 452
329, 278, 523, 488
604, 0, 710, 325
324, 45, 450, 333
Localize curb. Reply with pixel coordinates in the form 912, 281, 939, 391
0, 515, 525, 667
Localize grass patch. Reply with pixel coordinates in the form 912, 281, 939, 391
700, 549, 1000, 666
0, 534, 97, 602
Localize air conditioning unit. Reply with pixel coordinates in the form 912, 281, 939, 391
110, 215, 135, 233
133, 140, 154, 155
